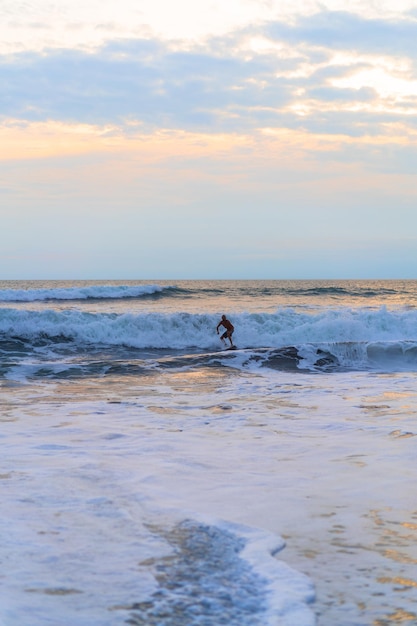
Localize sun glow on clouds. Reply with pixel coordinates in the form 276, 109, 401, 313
0, 121, 255, 163
333, 66, 417, 100
0, 122, 113, 160
2, 118, 414, 169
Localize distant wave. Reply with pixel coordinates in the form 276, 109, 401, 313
0, 284, 184, 302
284, 286, 399, 298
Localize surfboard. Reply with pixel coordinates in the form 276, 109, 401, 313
225, 346, 237, 351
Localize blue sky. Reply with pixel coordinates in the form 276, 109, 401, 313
1, 0, 417, 279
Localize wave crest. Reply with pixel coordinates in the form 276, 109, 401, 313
2, 307, 417, 372
0, 284, 182, 302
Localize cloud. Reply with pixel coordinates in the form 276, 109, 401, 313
0, 39, 294, 129
1, 9, 417, 142
266, 10, 417, 56
306, 85, 377, 103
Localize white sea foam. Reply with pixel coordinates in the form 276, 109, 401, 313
0, 382, 317, 626
217, 519, 316, 626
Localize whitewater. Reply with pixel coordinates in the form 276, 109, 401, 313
1, 279, 416, 626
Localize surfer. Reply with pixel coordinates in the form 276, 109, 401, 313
216, 315, 235, 348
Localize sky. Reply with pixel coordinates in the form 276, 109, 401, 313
1, 0, 417, 279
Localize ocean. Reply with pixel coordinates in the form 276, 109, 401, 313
1, 279, 416, 626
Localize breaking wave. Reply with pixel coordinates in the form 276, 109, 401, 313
2, 306, 417, 374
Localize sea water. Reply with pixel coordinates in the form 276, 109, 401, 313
1, 279, 416, 626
